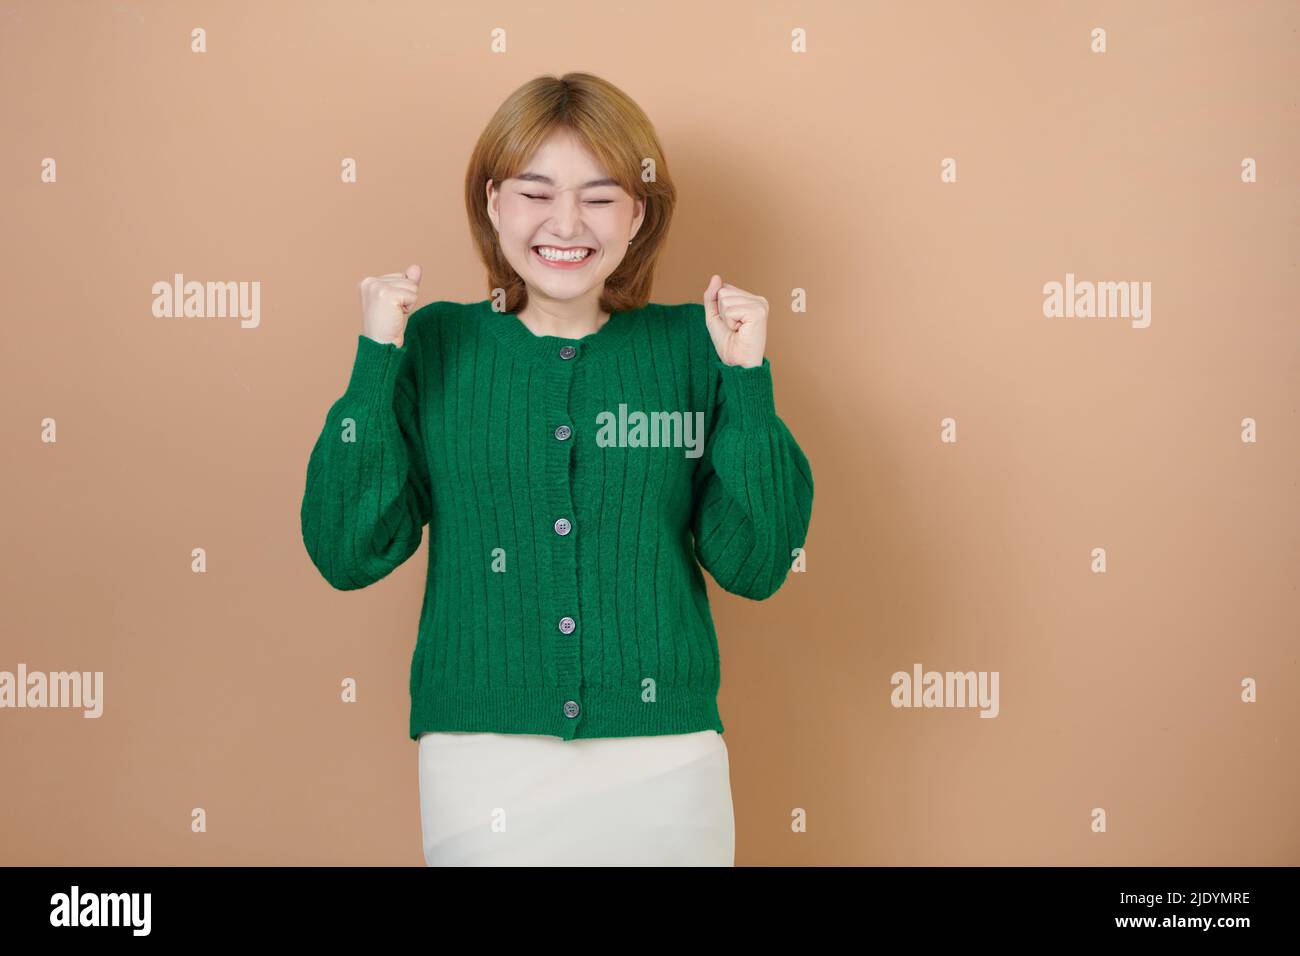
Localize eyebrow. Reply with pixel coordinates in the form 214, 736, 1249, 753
512, 172, 621, 189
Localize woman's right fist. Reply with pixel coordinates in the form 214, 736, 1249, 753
359, 264, 422, 347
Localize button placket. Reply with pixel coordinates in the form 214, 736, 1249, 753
545, 343, 583, 735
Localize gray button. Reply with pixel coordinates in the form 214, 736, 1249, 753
563, 699, 580, 718
558, 345, 577, 360
554, 424, 572, 441
554, 517, 572, 536
558, 616, 576, 634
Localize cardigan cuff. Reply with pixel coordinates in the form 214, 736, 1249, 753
345, 333, 407, 399
716, 357, 777, 429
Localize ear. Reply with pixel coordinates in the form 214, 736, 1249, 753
628, 196, 647, 244
485, 178, 499, 231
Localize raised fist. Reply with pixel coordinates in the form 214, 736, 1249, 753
359, 264, 422, 348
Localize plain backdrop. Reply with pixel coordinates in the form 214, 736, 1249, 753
1, 0, 1296, 865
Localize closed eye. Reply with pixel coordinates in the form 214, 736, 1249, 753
522, 193, 614, 205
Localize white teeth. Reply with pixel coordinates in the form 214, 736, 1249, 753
535, 246, 591, 262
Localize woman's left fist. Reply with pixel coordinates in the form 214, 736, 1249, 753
703, 274, 767, 369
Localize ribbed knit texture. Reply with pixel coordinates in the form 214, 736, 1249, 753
300, 299, 814, 740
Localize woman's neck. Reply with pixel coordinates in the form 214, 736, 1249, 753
516, 297, 610, 339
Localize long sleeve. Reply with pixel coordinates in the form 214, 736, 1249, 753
690, 356, 814, 600
300, 332, 434, 590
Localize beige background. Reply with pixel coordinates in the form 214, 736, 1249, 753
2, 0, 1296, 865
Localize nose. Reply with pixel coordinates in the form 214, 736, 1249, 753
546, 190, 585, 240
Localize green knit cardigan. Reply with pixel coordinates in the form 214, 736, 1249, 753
300, 299, 814, 740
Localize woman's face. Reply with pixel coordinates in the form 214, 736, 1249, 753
487, 128, 645, 307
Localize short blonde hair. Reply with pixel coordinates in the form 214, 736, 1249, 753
464, 72, 678, 316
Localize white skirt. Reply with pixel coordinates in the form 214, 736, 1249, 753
417, 729, 735, 866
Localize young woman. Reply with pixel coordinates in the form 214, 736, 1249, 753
300, 72, 814, 865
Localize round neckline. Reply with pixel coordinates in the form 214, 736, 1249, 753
478, 298, 646, 365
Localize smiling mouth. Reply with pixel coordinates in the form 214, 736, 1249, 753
531, 245, 596, 266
